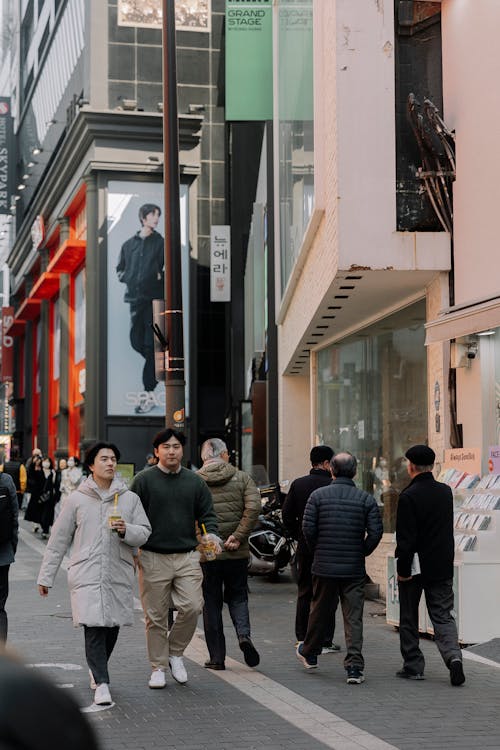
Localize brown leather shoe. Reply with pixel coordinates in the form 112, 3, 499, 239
204, 660, 225, 671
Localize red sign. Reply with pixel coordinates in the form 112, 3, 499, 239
1, 307, 14, 382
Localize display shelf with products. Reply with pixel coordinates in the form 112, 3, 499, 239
387, 472, 500, 643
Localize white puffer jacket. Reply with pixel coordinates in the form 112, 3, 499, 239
37, 476, 151, 627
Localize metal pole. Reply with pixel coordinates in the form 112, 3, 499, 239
162, 0, 185, 429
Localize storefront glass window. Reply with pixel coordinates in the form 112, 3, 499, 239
316, 301, 427, 531
277, 0, 314, 294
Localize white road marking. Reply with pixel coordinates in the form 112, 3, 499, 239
463, 650, 500, 669
82, 702, 116, 713
186, 633, 399, 750
27, 663, 82, 671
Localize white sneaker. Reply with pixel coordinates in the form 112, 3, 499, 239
89, 669, 96, 690
148, 668, 166, 689
94, 683, 112, 705
169, 656, 187, 684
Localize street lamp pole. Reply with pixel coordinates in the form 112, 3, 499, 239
162, 0, 185, 429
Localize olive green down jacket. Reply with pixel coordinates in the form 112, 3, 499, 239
197, 461, 261, 560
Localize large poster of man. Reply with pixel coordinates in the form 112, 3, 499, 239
107, 181, 166, 416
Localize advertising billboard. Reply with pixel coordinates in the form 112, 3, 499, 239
107, 181, 190, 417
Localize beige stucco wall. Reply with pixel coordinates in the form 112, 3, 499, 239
442, 0, 500, 305
426, 273, 451, 466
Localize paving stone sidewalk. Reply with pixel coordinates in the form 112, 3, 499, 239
5, 523, 500, 750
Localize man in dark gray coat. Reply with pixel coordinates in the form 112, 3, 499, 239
0, 472, 18, 642
296, 452, 382, 684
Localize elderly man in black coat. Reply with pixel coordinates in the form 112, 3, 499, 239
395, 444, 465, 686
297, 452, 382, 684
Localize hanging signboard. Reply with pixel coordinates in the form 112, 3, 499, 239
210, 226, 231, 302
1, 307, 14, 382
225, 0, 273, 120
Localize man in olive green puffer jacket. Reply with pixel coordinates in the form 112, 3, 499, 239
197, 439, 261, 671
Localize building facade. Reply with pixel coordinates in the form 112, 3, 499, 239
2, 0, 229, 470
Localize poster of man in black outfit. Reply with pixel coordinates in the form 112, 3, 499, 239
116, 203, 165, 414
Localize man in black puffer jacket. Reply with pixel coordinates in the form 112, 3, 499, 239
297, 452, 382, 684
282, 445, 339, 652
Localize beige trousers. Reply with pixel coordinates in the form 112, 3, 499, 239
138, 549, 203, 669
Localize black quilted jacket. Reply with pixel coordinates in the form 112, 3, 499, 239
302, 477, 383, 578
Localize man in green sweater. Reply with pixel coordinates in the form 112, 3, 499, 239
131, 428, 219, 688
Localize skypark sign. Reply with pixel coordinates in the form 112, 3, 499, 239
0, 98, 14, 215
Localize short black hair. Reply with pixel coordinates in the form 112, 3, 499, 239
84, 442, 121, 469
310, 445, 334, 465
152, 428, 186, 449
331, 451, 357, 479
139, 203, 161, 222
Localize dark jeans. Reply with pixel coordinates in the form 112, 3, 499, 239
0, 565, 9, 641
129, 300, 157, 392
201, 558, 251, 664
303, 576, 365, 670
398, 576, 461, 674
295, 550, 335, 644
84, 625, 120, 685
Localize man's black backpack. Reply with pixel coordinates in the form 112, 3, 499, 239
0, 475, 13, 545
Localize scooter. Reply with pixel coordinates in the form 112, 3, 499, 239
248, 483, 296, 580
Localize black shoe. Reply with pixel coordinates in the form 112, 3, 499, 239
449, 658, 465, 686
346, 666, 365, 684
204, 660, 225, 671
296, 642, 318, 670
238, 636, 260, 667
396, 668, 425, 680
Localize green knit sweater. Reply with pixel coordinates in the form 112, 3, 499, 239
131, 466, 217, 553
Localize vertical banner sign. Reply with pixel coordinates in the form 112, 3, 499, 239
225, 0, 273, 120
279, 0, 314, 122
0, 98, 14, 215
210, 226, 231, 302
1, 307, 14, 382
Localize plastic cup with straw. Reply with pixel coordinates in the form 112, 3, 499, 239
201, 523, 216, 561
109, 492, 122, 531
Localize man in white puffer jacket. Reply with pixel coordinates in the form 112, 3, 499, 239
37, 442, 151, 707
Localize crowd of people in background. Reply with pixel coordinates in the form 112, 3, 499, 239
0, 431, 465, 740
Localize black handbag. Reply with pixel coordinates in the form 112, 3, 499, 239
39, 490, 51, 504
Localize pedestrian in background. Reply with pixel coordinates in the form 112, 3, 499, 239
197, 438, 261, 671
131, 428, 219, 689
282, 445, 339, 654
297, 452, 383, 684
56, 456, 83, 520
395, 444, 465, 686
143, 453, 157, 469
37, 442, 151, 706
1, 447, 27, 510
38, 456, 57, 539
0, 472, 18, 642
24, 453, 45, 534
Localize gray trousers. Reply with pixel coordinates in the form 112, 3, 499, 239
398, 576, 461, 674
303, 576, 365, 670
